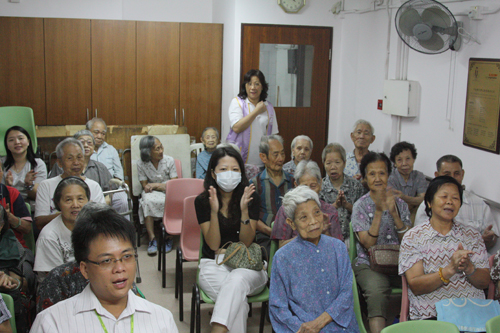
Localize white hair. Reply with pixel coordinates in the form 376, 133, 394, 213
56, 138, 84, 160
352, 119, 374, 135
282, 185, 321, 221
259, 135, 284, 155
291, 135, 313, 158
294, 160, 322, 183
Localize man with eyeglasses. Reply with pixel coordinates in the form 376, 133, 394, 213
31, 202, 178, 332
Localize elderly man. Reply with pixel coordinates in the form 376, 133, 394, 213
271, 160, 342, 248
250, 135, 294, 255
345, 119, 376, 180
414, 155, 498, 254
31, 203, 178, 332
270, 186, 359, 333
196, 127, 219, 179
35, 138, 105, 230
282, 135, 313, 175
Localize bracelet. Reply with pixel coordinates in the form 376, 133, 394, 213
12, 277, 21, 291
24, 183, 34, 191
396, 224, 407, 231
396, 226, 409, 234
13, 217, 22, 229
367, 230, 379, 238
439, 267, 450, 284
463, 266, 477, 278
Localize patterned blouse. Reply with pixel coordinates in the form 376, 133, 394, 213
489, 250, 500, 300
399, 221, 489, 319
137, 154, 177, 183
387, 169, 428, 197
282, 160, 296, 176
319, 175, 365, 241
343, 151, 360, 178
351, 193, 411, 266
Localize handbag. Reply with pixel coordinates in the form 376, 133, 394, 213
216, 242, 265, 271
368, 244, 400, 275
436, 298, 500, 332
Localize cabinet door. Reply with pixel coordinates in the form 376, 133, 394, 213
137, 22, 180, 125
92, 20, 136, 125
45, 18, 91, 125
0, 17, 46, 125
179, 23, 223, 139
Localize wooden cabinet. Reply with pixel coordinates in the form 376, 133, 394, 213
44, 18, 91, 125
0, 17, 46, 125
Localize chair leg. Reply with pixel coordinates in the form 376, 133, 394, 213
179, 257, 184, 321
259, 301, 267, 333
175, 248, 180, 298
162, 230, 167, 288
196, 285, 201, 333
190, 284, 196, 333
249, 302, 253, 317
157, 226, 163, 271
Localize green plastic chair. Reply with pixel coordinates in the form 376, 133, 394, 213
22, 203, 36, 255
380, 320, 460, 333
352, 274, 368, 333
486, 314, 500, 333
190, 232, 270, 333
1, 293, 17, 333
0, 106, 37, 156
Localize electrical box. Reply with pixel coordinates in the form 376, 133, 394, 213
382, 80, 420, 117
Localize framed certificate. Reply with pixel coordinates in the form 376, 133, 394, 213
463, 58, 500, 154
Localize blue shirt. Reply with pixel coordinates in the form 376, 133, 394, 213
195, 150, 212, 180
90, 142, 124, 180
343, 151, 360, 178
270, 235, 359, 332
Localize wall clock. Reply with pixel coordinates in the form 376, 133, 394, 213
278, 0, 306, 14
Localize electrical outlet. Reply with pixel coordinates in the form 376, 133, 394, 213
468, 6, 484, 20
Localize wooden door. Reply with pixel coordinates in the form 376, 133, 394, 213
241, 24, 332, 166
0, 17, 46, 125
179, 23, 223, 140
45, 18, 91, 125
92, 20, 136, 125
137, 22, 180, 125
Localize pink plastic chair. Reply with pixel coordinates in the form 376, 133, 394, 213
160, 178, 204, 288
176, 195, 201, 321
174, 159, 182, 178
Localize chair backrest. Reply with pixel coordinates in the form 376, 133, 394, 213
488, 254, 496, 300
0, 106, 37, 157
349, 222, 357, 262
1, 293, 17, 333
352, 274, 367, 333
180, 195, 201, 262
164, 178, 204, 222
380, 320, 460, 333
22, 202, 36, 255
175, 159, 182, 178
190, 143, 205, 157
486, 314, 500, 333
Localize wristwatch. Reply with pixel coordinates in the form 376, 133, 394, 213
25, 183, 34, 191
241, 219, 250, 225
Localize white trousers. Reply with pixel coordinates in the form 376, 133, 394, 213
199, 255, 268, 332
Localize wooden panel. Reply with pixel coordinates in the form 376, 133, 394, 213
0, 17, 46, 125
179, 23, 223, 140
241, 24, 332, 166
92, 20, 137, 125
137, 21, 180, 125
45, 18, 91, 125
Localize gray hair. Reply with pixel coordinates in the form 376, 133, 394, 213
56, 138, 84, 160
259, 134, 284, 156
294, 160, 322, 183
282, 185, 321, 221
74, 130, 95, 146
352, 119, 375, 135
139, 135, 157, 163
291, 135, 313, 158
201, 127, 220, 140
322, 143, 346, 164
86, 117, 107, 132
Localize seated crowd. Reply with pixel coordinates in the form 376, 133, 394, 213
0, 115, 499, 333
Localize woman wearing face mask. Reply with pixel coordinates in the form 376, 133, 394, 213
195, 146, 267, 333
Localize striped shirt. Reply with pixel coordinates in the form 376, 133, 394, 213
31, 284, 179, 332
399, 221, 489, 320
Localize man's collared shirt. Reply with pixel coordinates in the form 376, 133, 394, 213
31, 284, 179, 332
91, 141, 124, 180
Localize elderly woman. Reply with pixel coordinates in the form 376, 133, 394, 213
226, 69, 278, 167
399, 176, 490, 320
271, 160, 342, 248
196, 127, 220, 179
137, 136, 178, 256
34, 177, 90, 282
270, 185, 359, 332
351, 152, 411, 333
388, 141, 428, 222
282, 135, 313, 175
345, 119, 376, 180
196, 146, 266, 333
319, 143, 365, 243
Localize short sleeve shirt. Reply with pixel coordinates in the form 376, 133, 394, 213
344, 151, 360, 178
351, 193, 411, 266
282, 160, 296, 176
137, 155, 177, 183
387, 169, 428, 197
1, 157, 47, 201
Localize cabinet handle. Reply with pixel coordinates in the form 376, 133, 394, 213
174, 109, 177, 125
182, 109, 185, 126
86, 109, 89, 122
95, 109, 98, 118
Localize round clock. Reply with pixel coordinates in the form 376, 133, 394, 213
278, 0, 306, 14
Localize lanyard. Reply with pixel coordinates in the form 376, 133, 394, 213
95, 310, 134, 333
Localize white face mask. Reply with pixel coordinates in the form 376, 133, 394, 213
215, 171, 242, 193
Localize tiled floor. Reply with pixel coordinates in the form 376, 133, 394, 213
135, 236, 272, 333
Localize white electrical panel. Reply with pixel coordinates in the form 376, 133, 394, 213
382, 80, 420, 117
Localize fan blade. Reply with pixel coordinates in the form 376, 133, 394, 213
399, 8, 421, 37
422, 6, 451, 29
418, 32, 445, 51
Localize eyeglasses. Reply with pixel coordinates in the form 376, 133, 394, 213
79, 140, 94, 146
85, 253, 138, 270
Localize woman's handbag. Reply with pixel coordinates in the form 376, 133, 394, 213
216, 242, 265, 271
436, 298, 500, 332
368, 244, 400, 275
